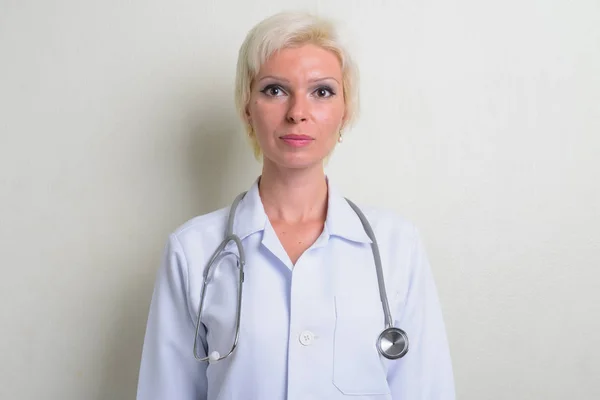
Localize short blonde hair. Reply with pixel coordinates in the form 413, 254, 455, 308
234, 11, 360, 160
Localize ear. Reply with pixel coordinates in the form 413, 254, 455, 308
245, 103, 252, 123
342, 97, 350, 123
340, 110, 348, 132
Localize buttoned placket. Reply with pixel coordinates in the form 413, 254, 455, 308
260, 218, 335, 400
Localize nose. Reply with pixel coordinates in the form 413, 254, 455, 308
286, 93, 309, 123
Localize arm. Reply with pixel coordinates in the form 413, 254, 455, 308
388, 227, 455, 399
136, 234, 208, 400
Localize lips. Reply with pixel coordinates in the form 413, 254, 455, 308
280, 134, 314, 148
280, 134, 313, 140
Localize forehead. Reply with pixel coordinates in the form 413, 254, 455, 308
256, 44, 343, 80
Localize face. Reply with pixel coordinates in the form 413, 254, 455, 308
246, 44, 346, 170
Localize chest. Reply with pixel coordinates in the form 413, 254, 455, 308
196, 238, 396, 399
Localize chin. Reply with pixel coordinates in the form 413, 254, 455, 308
268, 152, 326, 170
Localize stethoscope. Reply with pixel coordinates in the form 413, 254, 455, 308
193, 191, 409, 362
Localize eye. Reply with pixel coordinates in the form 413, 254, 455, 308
260, 84, 286, 97
314, 86, 335, 98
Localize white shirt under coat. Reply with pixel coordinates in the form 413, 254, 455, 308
136, 177, 455, 399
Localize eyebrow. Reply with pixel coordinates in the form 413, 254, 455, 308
258, 75, 341, 85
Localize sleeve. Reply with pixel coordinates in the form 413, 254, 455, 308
136, 233, 208, 400
387, 226, 456, 399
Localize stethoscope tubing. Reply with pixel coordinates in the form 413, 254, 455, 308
193, 191, 408, 362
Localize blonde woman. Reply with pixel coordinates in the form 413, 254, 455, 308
137, 11, 455, 400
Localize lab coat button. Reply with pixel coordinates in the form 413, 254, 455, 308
299, 330, 315, 346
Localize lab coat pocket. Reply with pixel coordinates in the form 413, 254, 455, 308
332, 296, 391, 396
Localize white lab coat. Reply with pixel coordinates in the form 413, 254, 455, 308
136, 177, 455, 399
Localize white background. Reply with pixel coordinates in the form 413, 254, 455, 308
1, 0, 599, 399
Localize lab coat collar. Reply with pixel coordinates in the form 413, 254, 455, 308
325, 180, 373, 244
231, 177, 267, 242
231, 176, 372, 244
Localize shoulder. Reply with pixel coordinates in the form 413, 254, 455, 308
167, 206, 230, 255
354, 202, 419, 245
346, 202, 430, 303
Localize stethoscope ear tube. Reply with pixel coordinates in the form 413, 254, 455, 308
193, 193, 247, 361
344, 198, 394, 329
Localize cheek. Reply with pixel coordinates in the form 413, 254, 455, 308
313, 103, 345, 130
249, 100, 284, 129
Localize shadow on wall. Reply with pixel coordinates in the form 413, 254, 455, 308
95, 85, 255, 399
185, 102, 259, 214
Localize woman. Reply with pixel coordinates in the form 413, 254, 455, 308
137, 11, 455, 400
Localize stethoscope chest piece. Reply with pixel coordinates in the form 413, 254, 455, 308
377, 327, 409, 360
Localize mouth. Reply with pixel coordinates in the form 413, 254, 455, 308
279, 134, 314, 148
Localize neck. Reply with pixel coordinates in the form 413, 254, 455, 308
258, 160, 328, 224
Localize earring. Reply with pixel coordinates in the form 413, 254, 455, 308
338, 132, 343, 143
